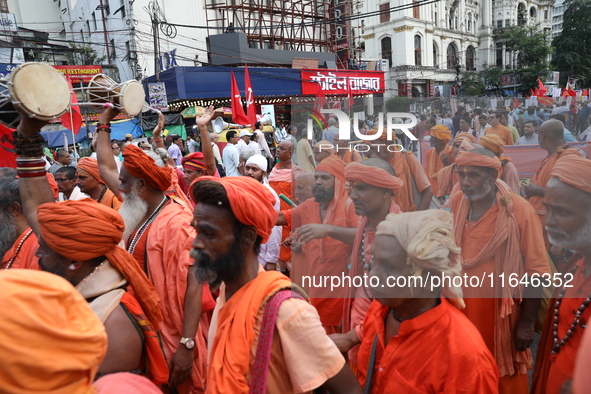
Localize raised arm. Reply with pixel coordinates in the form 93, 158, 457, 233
153, 113, 176, 167
195, 106, 217, 176
15, 113, 54, 236
96, 106, 123, 197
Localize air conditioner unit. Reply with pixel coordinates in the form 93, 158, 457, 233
380, 59, 390, 70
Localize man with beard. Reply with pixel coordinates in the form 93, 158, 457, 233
436, 132, 476, 200
189, 176, 362, 393
532, 155, 591, 394
358, 210, 499, 392
76, 157, 121, 210
328, 158, 403, 377
278, 156, 359, 333
479, 134, 521, 194
244, 154, 281, 271
55, 166, 88, 201
94, 105, 216, 393
13, 114, 168, 384
0, 176, 39, 270
450, 146, 550, 394
367, 131, 432, 211
524, 119, 582, 250
268, 139, 303, 273
426, 124, 453, 197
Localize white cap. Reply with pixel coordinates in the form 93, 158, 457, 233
246, 154, 267, 172
240, 130, 253, 137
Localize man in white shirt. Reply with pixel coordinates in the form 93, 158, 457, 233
187, 135, 198, 153
222, 129, 241, 177
236, 130, 252, 154
244, 154, 281, 269
209, 133, 224, 172
322, 118, 339, 142
54, 167, 88, 201
168, 134, 184, 166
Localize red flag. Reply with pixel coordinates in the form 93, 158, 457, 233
513, 97, 519, 109
244, 65, 257, 127
347, 80, 354, 110
312, 83, 328, 128
60, 76, 83, 134
230, 71, 249, 125
537, 77, 548, 96
533, 87, 540, 96
530, 88, 535, 97
537, 96, 555, 106
567, 86, 576, 97
0, 123, 16, 168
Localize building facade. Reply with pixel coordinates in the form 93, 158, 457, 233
358, 0, 553, 97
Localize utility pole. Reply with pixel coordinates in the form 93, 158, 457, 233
98, 0, 111, 64
152, 8, 160, 82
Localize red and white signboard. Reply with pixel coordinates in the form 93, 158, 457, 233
53, 65, 103, 83
301, 69, 385, 95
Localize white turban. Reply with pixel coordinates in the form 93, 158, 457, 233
246, 154, 268, 172
376, 210, 465, 309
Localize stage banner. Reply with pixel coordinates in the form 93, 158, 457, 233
301, 69, 385, 95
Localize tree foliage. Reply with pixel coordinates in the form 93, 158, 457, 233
459, 72, 485, 96
481, 64, 504, 96
65, 44, 107, 66
501, 24, 552, 91
386, 96, 410, 112
552, 0, 591, 87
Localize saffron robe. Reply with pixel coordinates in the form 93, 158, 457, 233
1, 229, 39, 270
485, 125, 514, 145
391, 151, 431, 212
426, 146, 453, 197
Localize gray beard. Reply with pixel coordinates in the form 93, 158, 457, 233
462, 180, 494, 201
546, 215, 591, 253
0, 212, 18, 259
119, 184, 149, 241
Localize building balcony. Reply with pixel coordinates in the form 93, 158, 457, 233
392, 65, 457, 73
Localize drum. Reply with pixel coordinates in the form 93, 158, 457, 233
0, 62, 71, 128
87, 74, 145, 116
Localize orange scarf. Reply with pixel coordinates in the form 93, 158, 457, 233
390, 151, 415, 212
453, 180, 529, 376
207, 271, 293, 393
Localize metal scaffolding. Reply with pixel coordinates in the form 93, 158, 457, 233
206, 0, 333, 54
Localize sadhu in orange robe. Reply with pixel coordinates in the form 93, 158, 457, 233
426, 145, 453, 197
1, 228, 40, 270
357, 299, 499, 393
390, 151, 431, 212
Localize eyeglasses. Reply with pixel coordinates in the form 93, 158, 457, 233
55, 178, 73, 182
112, 146, 121, 150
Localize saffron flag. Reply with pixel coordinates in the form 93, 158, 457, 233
60, 76, 83, 134
230, 71, 249, 125
347, 80, 355, 110
244, 65, 257, 127
537, 77, 548, 96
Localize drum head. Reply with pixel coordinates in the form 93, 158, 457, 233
10, 63, 70, 120
119, 80, 145, 116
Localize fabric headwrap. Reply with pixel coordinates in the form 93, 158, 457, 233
552, 154, 591, 194
0, 270, 106, 393
191, 176, 277, 244
376, 210, 464, 309
314, 140, 335, 153
455, 150, 502, 169
429, 124, 452, 142
245, 154, 268, 172
77, 157, 105, 183
37, 199, 163, 330
453, 132, 476, 144
182, 152, 206, 172
46, 173, 59, 200
345, 162, 403, 192
316, 155, 346, 183
122, 145, 172, 191
479, 134, 505, 155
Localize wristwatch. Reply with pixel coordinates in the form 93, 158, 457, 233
180, 337, 195, 350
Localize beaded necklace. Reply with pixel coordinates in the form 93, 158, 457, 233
360, 225, 373, 271
97, 186, 108, 204
76, 261, 106, 292
127, 196, 168, 255
4, 229, 34, 270
551, 264, 591, 356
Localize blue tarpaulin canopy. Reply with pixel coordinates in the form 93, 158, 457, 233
41, 127, 87, 147
41, 119, 144, 146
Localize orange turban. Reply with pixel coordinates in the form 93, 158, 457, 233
191, 176, 277, 243
37, 199, 163, 329
46, 173, 59, 200
429, 124, 452, 142
316, 155, 346, 182
345, 162, 403, 192
122, 145, 172, 191
552, 155, 591, 194
0, 270, 106, 393
314, 140, 335, 153
479, 134, 505, 155
182, 152, 206, 171
77, 157, 104, 183
452, 132, 476, 144
455, 150, 502, 169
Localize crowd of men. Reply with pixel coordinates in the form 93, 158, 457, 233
1, 99, 591, 394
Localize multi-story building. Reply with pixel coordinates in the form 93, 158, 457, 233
552, 0, 565, 38
358, 0, 553, 97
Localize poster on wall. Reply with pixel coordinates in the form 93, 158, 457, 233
260, 104, 276, 127
148, 82, 168, 111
